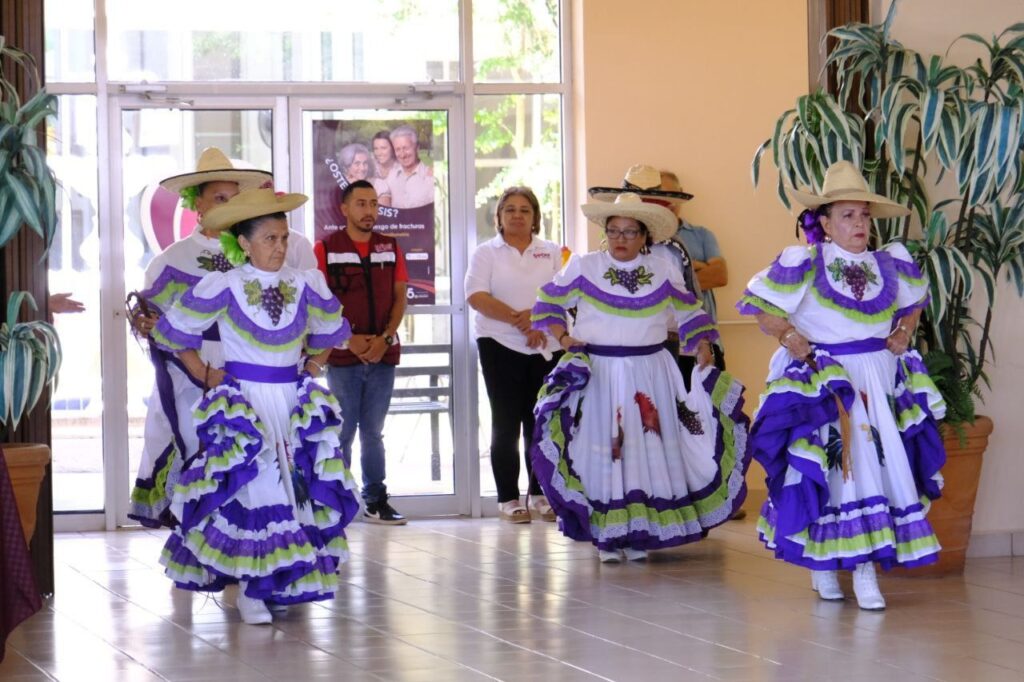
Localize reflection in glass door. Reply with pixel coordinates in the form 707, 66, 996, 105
297, 105, 469, 513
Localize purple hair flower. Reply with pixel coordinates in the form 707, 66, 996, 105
797, 208, 826, 245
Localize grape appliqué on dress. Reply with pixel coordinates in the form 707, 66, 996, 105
603, 265, 654, 294
826, 257, 878, 301
197, 251, 234, 273
243, 278, 298, 326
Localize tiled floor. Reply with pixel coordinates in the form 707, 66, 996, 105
3, 515, 1024, 681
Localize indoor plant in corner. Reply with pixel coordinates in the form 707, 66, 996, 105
751, 2, 1024, 574
0, 36, 62, 544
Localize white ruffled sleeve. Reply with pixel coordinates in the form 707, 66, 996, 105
300, 268, 351, 354
881, 241, 929, 315
737, 245, 814, 319
151, 271, 231, 352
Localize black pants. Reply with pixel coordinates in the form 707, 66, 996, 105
663, 337, 726, 392
477, 337, 559, 503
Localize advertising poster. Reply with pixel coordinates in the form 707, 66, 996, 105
312, 119, 437, 304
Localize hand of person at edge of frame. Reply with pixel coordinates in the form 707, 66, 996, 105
696, 339, 714, 369
886, 327, 911, 356
510, 309, 533, 333
50, 292, 86, 314
524, 329, 546, 350
559, 334, 584, 352
360, 335, 389, 364
783, 330, 812, 361
134, 312, 161, 337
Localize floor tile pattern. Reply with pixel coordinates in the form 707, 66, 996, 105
3, 516, 1023, 681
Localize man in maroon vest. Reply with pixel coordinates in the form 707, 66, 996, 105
315, 180, 409, 524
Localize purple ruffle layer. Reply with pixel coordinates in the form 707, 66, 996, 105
749, 351, 856, 540
750, 347, 946, 567
162, 374, 357, 602
529, 353, 750, 551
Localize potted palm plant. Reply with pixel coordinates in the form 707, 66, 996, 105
751, 2, 1024, 574
0, 35, 62, 544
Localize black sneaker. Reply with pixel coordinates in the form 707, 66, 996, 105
363, 498, 407, 525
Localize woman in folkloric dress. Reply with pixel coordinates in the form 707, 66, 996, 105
530, 193, 750, 563
129, 148, 316, 529
738, 161, 946, 610
151, 188, 358, 625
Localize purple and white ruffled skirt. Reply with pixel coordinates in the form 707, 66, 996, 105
752, 344, 946, 570
160, 371, 359, 604
530, 345, 750, 552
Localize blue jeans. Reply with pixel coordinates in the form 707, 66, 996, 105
326, 362, 396, 504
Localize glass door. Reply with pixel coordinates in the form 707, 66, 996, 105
106, 97, 280, 526
293, 99, 475, 517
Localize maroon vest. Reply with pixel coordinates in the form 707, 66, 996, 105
322, 230, 402, 366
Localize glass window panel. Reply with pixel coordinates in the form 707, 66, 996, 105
48, 95, 103, 511
105, 0, 459, 83
474, 94, 562, 245
44, 0, 96, 83
120, 109, 272, 512
474, 93, 562, 498
300, 108, 456, 496
473, 0, 560, 83
350, 314, 455, 497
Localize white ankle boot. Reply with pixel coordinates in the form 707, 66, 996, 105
811, 570, 844, 601
852, 562, 886, 611
237, 589, 273, 625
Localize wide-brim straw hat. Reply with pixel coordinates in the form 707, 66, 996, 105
581, 192, 679, 243
588, 163, 694, 202
788, 160, 910, 219
201, 188, 308, 233
160, 147, 272, 194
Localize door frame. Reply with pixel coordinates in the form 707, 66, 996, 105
287, 95, 479, 518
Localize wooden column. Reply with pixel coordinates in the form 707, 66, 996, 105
808, 0, 870, 95
1, 0, 55, 597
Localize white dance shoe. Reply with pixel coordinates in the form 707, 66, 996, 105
622, 548, 648, 562
237, 592, 273, 625
852, 562, 886, 611
598, 549, 622, 563
811, 570, 845, 601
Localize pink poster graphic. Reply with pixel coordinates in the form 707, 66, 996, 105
312, 119, 437, 305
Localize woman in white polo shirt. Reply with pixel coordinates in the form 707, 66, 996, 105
466, 187, 565, 523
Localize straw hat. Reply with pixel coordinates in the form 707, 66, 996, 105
201, 188, 308, 233
581, 192, 679, 243
159, 147, 272, 194
788, 160, 910, 218
588, 163, 694, 202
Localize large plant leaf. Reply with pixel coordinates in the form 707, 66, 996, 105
0, 292, 62, 431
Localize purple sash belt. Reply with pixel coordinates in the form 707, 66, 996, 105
224, 361, 299, 383
814, 338, 887, 355
585, 343, 663, 357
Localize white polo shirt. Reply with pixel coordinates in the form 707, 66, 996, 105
465, 234, 563, 355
